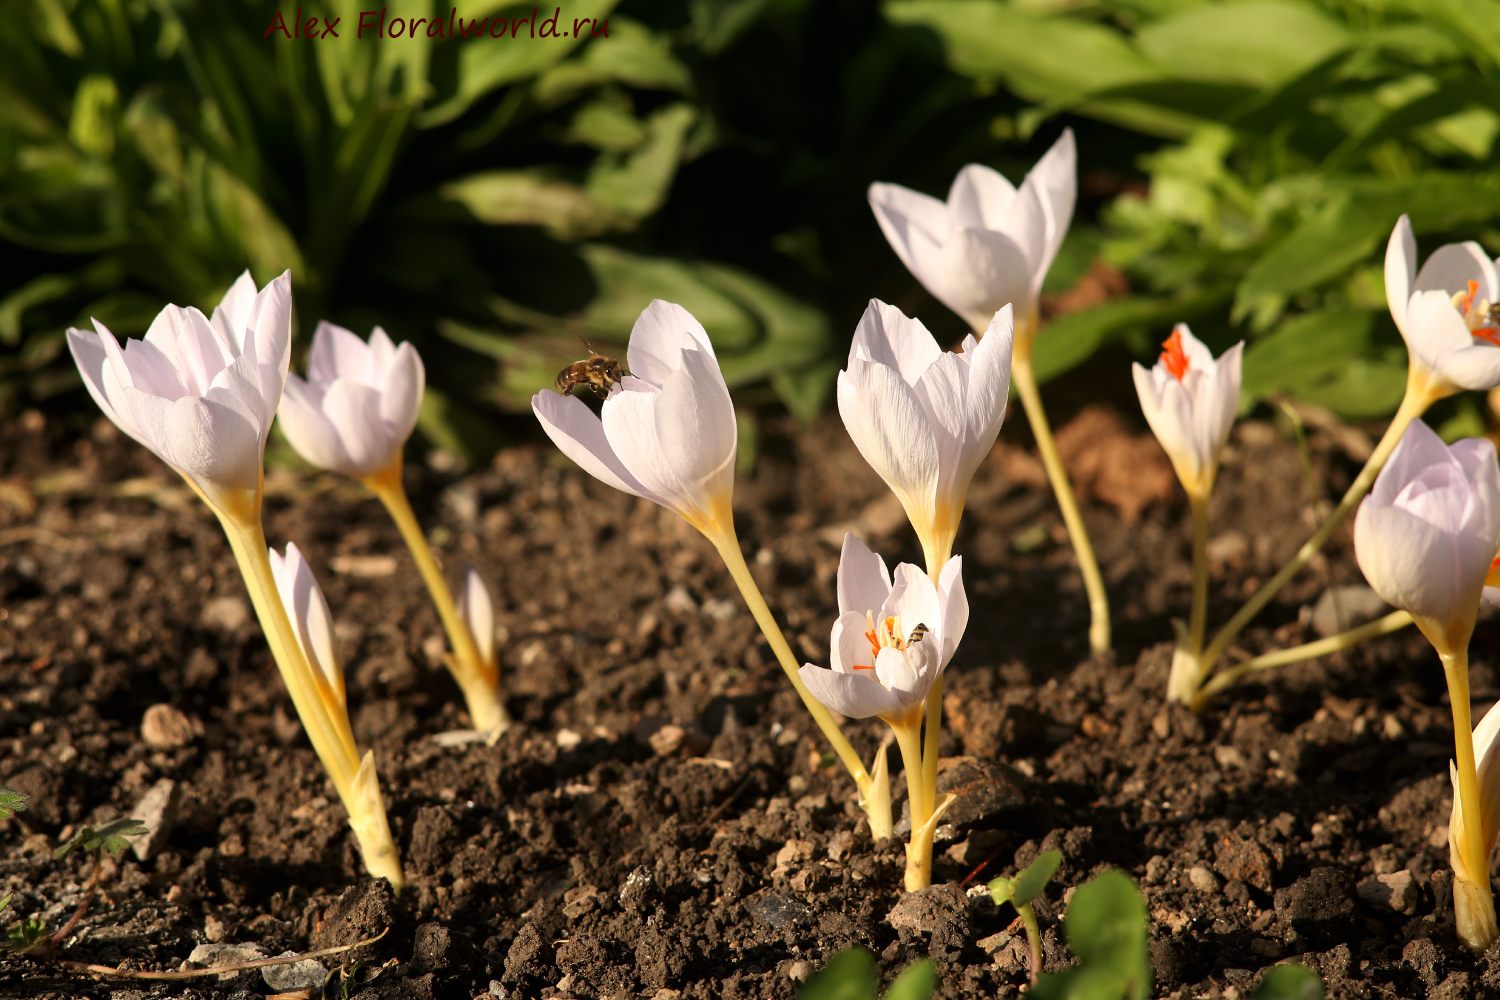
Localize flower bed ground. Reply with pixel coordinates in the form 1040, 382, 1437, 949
0, 400, 1495, 999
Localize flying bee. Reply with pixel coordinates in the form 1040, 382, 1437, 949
555, 335, 629, 398
906, 623, 929, 647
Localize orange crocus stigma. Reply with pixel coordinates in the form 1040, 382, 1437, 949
1160, 329, 1190, 382
1454, 279, 1500, 345
857, 612, 921, 669
1487, 555, 1500, 589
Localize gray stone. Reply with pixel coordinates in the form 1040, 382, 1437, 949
140, 704, 194, 749
185, 943, 266, 982
261, 952, 326, 991
1189, 865, 1220, 893
1357, 870, 1417, 913
1311, 585, 1389, 638
130, 779, 182, 861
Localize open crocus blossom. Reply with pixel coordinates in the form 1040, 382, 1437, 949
285, 322, 505, 734
267, 543, 403, 889
534, 300, 889, 836
278, 322, 424, 479
533, 299, 736, 536
1354, 418, 1500, 952
868, 130, 1074, 333
800, 534, 967, 891
1386, 214, 1500, 394
837, 300, 1014, 571
799, 534, 967, 724
66, 270, 291, 519
1353, 419, 1500, 654
1133, 324, 1243, 498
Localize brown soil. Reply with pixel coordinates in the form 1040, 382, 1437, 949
0, 402, 1496, 999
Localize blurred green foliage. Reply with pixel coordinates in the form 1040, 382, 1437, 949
5, 0, 1500, 455
798, 948, 938, 1000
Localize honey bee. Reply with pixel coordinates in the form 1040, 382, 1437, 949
554, 337, 628, 398
906, 623, 929, 646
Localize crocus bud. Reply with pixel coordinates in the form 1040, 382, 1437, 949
798, 534, 967, 725
66, 271, 292, 519
1133, 324, 1243, 497
869, 130, 1074, 333
1451, 699, 1500, 950
1354, 419, 1500, 654
837, 301, 1013, 568
456, 567, 496, 669
278, 323, 425, 479
1386, 214, 1500, 393
532, 300, 737, 536
268, 542, 345, 704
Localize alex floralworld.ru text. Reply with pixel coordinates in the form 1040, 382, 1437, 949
264, 6, 609, 40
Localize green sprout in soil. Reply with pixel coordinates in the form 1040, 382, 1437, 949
798, 948, 937, 1000
987, 848, 1061, 985
0, 787, 25, 926
4, 817, 146, 958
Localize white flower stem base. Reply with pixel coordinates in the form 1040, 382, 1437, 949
706, 526, 889, 838
216, 506, 405, 890
363, 462, 510, 735
1442, 647, 1498, 952
1010, 328, 1111, 654
1191, 370, 1438, 692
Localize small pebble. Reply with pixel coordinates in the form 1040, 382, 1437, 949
787, 960, 813, 982
1357, 870, 1418, 914
1189, 865, 1221, 893
141, 704, 195, 750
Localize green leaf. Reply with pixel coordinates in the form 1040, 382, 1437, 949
800, 947, 878, 1000
1033, 296, 1184, 384
1254, 963, 1324, 1000
1134, 2, 1350, 89
883, 1, 1160, 105
882, 959, 938, 1000
570, 100, 649, 152
6, 917, 48, 953
54, 818, 148, 860
441, 170, 620, 239
586, 103, 697, 220
1031, 870, 1152, 1000
1240, 309, 1375, 405
533, 18, 692, 104
0, 787, 26, 822
1012, 850, 1063, 907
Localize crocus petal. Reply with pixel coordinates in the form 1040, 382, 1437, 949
1354, 501, 1460, 623
1372, 419, 1452, 507
213, 270, 260, 349
279, 377, 351, 472
947, 164, 1018, 236
457, 567, 496, 668
532, 390, 652, 501
380, 342, 425, 443
1386, 215, 1416, 337
1414, 242, 1497, 303
868, 182, 953, 276
66, 325, 127, 432
163, 394, 262, 508
838, 359, 940, 528
872, 644, 931, 706
836, 533, 892, 620
829, 612, 874, 675
269, 542, 345, 701
627, 299, 717, 387
243, 272, 293, 387
936, 555, 968, 666
956, 306, 1014, 483
321, 380, 389, 475
885, 563, 942, 650
1438, 345, 1500, 392
309, 322, 376, 386
850, 299, 944, 388
799, 663, 909, 720
652, 346, 737, 507
1134, 363, 1199, 482
1472, 700, 1500, 857
907, 224, 1031, 332
1025, 128, 1078, 292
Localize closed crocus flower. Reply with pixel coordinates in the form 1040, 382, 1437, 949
798, 534, 967, 725
869, 130, 1074, 333
838, 301, 1014, 569
456, 567, 497, 670
1354, 419, 1500, 652
1387, 214, 1500, 393
1133, 324, 1244, 496
1455, 700, 1500, 910
268, 541, 345, 704
66, 271, 291, 518
278, 322, 425, 479
532, 299, 736, 535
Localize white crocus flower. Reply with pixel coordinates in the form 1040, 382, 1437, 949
869, 131, 1074, 333
1133, 324, 1244, 496
837, 301, 1014, 569
798, 534, 967, 726
66, 271, 291, 519
456, 567, 497, 671
278, 323, 425, 478
268, 542, 345, 705
532, 299, 736, 535
1386, 214, 1500, 393
1353, 419, 1500, 652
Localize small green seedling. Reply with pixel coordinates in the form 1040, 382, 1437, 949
3, 816, 146, 957
988, 848, 1062, 984
1254, 963, 1324, 1000
798, 947, 938, 1000
0, 787, 25, 923
1030, 869, 1151, 1000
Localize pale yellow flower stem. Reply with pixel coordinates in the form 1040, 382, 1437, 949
917, 540, 952, 848
890, 715, 935, 891
1442, 646, 1499, 952
1187, 489, 1211, 658
1187, 370, 1440, 703
215, 504, 405, 890
362, 461, 509, 734
705, 525, 888, 837
1192, 611, 1413, 711
1010, 321, 1111, 653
